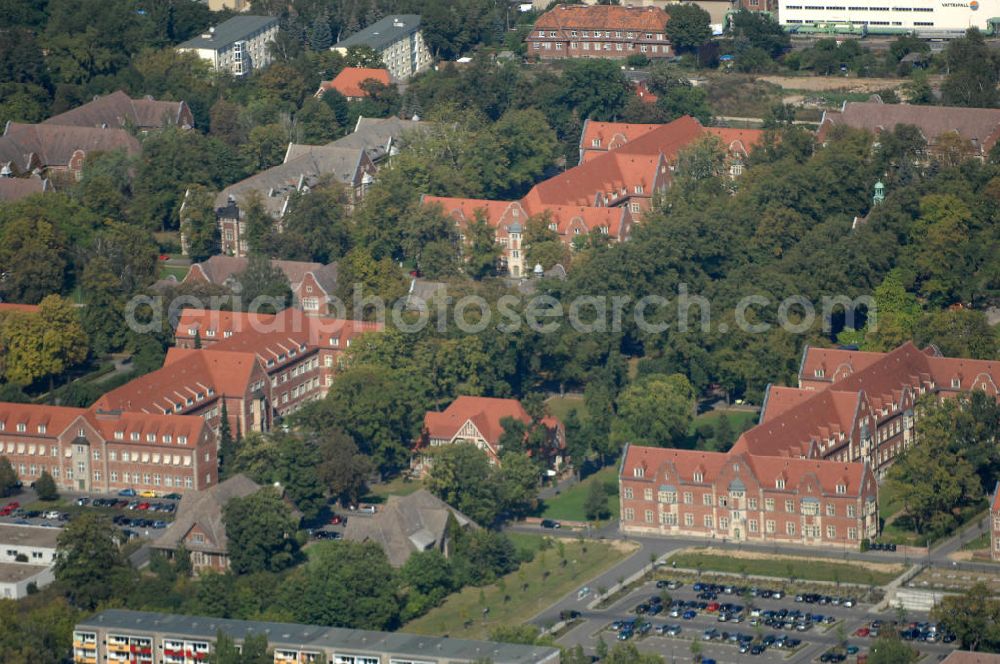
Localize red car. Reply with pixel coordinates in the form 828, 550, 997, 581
137, 502, 151, 510
330, 514, 344, 525
855, 627, 870, 638
0, 501, 20, 515
706, 602, 721, 613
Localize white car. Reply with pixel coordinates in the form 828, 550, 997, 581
43, 510, 61, 520
577, 587, 591, 600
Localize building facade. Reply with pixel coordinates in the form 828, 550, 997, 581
0, 404, 216, 495
620, 445, 879, 547
332, 15, 432, 80
73, 609, 561, 664
735, 342, 1000, 478
779, 0, 1000, 32
177, 16, 279, 77
0, 524, 58, 599
527, 4, 672, 60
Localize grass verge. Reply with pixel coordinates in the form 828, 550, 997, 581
668, 549, 902, 586
540, 466, 619, 523
404, 537, 637, 639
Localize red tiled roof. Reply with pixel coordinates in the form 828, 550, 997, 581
174, 308, 382, 352
424, 396, 533, 448
732, 389, 860, 458
93, 349, 260, 415
992, 482, 1000, 514
320, 67, 391, 98
704, 127, 766, 155
0, 403, 85, 437
760, 386, 814, 422
579, 120, 660, 155
622, 445, 867, 496
84, 409, 207, 448
534, 4, 669, 32
799, 345, 888, 386
0, 303, 41, 315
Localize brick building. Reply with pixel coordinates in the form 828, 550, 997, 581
527, 4, 672, 60
422, 116, 763, 276
0, 123, 140, 182
735, 342, 1000, 478
416, 396, 565, 472
0, 403, 215, 494
620, 445, 879, 547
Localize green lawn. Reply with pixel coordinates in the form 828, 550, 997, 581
365, 476, 426, 503
962, 532, 991, 551
404, 537, 635, 639
667, 550, 903, 586
540, 466, 619, 523
158, 265, 189, 281
546, 394, 586, 422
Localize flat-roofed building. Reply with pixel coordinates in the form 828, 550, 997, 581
73, 609, 561, 664
0, 524, 60, 599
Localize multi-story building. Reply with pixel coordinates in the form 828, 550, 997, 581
42, 90, 193, 132
620, 444, 879, 547
779, 0, 1000, 33
991, 482, 1000, 562
818, 101, 1000, 161
0, 403, 215, 494
416, 396, 565, 471
177, 16, 279, 77
0, 123, 140, 182
74, 609, 560, 664
331, 15, 432, 80
0, 524, 59, 599
735, 341, 1000, 478
527, 4, 672, 60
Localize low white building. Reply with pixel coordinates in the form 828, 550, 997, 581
0, 524, 59, 599
331, 15, 432, 80
177, 15, 280, 77
779, 0, 1000, 33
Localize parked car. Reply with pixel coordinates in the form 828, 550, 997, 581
577, 586, 590, 600
559, 610, 581, 621
139, 490, 157, 498
329, 514, 345, 526
43, 510, 61, 520
118, 488, 137, 497
540, 519, 561, 529
682, 610, 697, 620
75, 497, 89, 506
162, 493, 182, 500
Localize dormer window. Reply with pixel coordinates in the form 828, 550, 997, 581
836, 483, 847, 494
776, 478, 786, 489
16, 423, 25, 433
163, 435, 172, 444
114, 431, 124, 440
187, 328, 196, 335
266, 359, 275, 367
38, 424, 46, 434
814, 369, 825, 377
951, 378, 961, 388
330, 338, 340, 347
693, 472, 704, 483
131, 432, 140, 441
634, 185, 643, 194
146, 433, 156, 442
178, 436, 188, 445
633, 467, 645, 478
205, 329, 216, 337
548, 223, 558, 231
224, 330, 233, 338
592, 138, 601, 147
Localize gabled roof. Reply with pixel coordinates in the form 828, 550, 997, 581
152, 474, 263, 554
92, 349, 260, 415
579, 120, 660, 154
84, 409, 208, 448
215, 146, 369, 214
819, 102, 1000, 152
0, 403, 86, 438
704, 127, 766, 156
992, 481, 1000, 515
0, 122, 140, 170
343, 489, 478, 567
184, 256, 325, 288
732, 388, 860, 458
333, 14, 422, 51
799, 345, 889, 386
424, 396, 534, 448
42, 90, 191, 130
533, 4, 670, 32
760, 385, 816, 422
0, 175, 51, 202
178, 15, 279, 50
319, 67, 391, 98
0, 303, 41, 315
307, 262, 339, 295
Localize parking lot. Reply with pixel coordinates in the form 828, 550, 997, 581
555, 574, 962, 664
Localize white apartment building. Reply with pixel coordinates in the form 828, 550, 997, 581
0, 524, 59, 599
779, 0, 1000, 33
331, 15, 433, 80
177, 15, 280, 77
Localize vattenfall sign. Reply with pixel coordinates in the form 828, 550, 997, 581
941, 0, 979, 7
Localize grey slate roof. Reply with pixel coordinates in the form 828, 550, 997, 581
343, 489, 478, 567
178, 15, 279, 51
186, 256, 327, 289
822, 101, 1000, 151
0, 174, 51, 201
333, 14, 422, 51
337, 115, 432, 162
78, 609, 561, 664
151, 474, 262, 555
214, 145, 368, 214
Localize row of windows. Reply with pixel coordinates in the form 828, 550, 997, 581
625, 508, 860, 539
538, 30, 664, 39
625, 487, 857, 517
110, 471, 195, 488
534, 42, 667, 54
